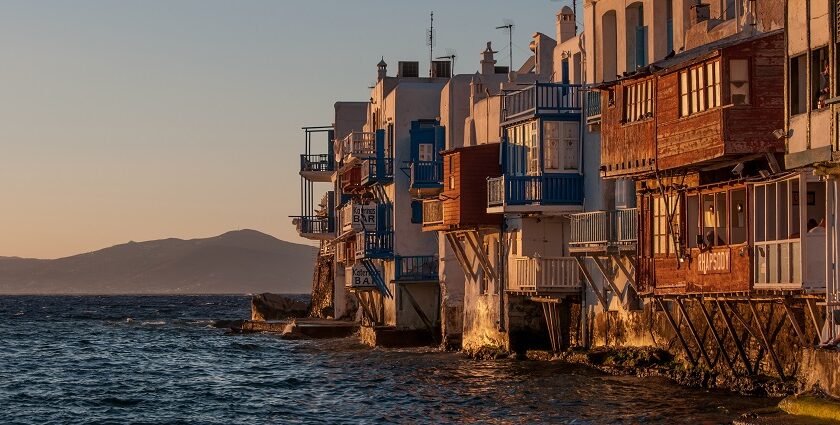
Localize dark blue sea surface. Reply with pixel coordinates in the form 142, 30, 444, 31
0, 295, 778, 424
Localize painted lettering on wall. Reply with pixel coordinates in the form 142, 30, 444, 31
352, 204, 378, 231
351, 263, 382, 288
697, 248, 730, 274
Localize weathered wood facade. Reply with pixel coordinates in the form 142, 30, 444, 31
423, 143, 502, 231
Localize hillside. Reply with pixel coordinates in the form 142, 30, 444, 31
0, 230, 317, 295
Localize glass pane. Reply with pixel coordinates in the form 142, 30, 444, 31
687, 195, 699, 248
716, 192, 728, 244
730, 189, 747, 244
703, 193, 715, 246
754, 184, 765, 242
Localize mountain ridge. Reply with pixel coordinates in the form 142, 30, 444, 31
0, 229, 316, 295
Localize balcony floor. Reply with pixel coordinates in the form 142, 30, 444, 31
487, 204, 583, 216
299, 170, 333, 182
297, 231, 335, 241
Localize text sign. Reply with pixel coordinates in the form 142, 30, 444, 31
697, 248, 730, 275
351, 263, 382, 288
352, 204, 378, 231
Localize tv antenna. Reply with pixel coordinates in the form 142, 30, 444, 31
436, 48, 457, 75
427, 11, 436, 77
496, 19, 514, 71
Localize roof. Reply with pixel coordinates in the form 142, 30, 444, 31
441, 142, 500, 156
598, 29, 783, 88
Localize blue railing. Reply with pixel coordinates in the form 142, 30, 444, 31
585, 90, 601, 122
355, 231, 394, 260
502, 83, 582, 123
361, 157, 394, 185
487, 174, 584, 207
300, 154, 334, 173
294, 215, 334, 235
395, 256, 438, 282
410, 160, 443, 189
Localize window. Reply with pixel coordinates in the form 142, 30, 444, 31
702, 192, 728, 247
562, 122, 579, 171
448, 156, 455, 189
812, 47, 830, 109
418, 143, 433, 162
687, 195, 699, 248
544, 121, 559, 170
730, 189, 747, 244
623, 79, 653, 123
679, 60, 722, 117
790, 54, 807, 115
543, 121, 578, 172
526, 121, 539, 175
653, 195, 679, 256
729, 59, 749, 105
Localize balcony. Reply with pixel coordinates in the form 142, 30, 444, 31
299, 153, 334, 182
753, 234, 825, 292
354, 231, 394, 260
487, 174, 584, 213
507, 256, 581, 293
336, 131, 375, 163
409, 160, 443, 195
394, 256, 438, 282
292, 216, 334, 241
339, 166, 363, 193
585, 89, 601, 128
361, 157, 394, 186
421, 199, 444, 229
501, 83, 582, 125
569, 208, 638, 252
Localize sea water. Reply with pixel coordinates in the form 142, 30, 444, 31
0, 295, 779, 424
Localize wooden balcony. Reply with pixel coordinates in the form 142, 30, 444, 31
487, 174, 584, 214
335, 131, 376, 163
409, 160, 443, 196
569, 208, 638, 253
339, 166, 363, 193
421, 199, 444, 231
501, 83, 582, 125
394, 256, 438, 282
507, 257, 581, 294
361, 157, 394, 186
354, 231, 394, 260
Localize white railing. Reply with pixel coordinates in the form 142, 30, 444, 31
615, 208, 638, 243
754, 233, 826, 290
338, 203, 355, 235
508, 256, 580, 292
336, 132, 375, 161
570, 211, 608, 246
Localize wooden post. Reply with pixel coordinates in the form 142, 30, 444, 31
697, 300, 736, 374
782, 299, 808, 346
716, 300, 753, 374
574, 257, 609, 310
675, 298, 713, 368
748, 300, 786, 379
657, 297, 697, 367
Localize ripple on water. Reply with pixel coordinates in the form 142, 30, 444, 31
0, 295, 780, 424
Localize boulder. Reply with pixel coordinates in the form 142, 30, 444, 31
251, 293, 308, 321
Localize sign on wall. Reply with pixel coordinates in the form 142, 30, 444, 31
350, 263, 383, 288
696, 248, 730, 275
352, 204, 378, 231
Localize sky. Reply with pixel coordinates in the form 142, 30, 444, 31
0, 0, 576, 259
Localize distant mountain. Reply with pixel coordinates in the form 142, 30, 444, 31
0, 230, 317, 295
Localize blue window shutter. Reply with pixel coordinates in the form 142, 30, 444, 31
411, 200, 422, 224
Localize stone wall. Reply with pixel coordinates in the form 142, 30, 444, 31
308, 255, 334, 319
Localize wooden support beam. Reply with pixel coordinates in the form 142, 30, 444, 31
610, 253, 638, 293
782, 300, 808, 346
464, 230, 498, 283
697, 300, 736, 374
806, 298, 824, 340
676, 298, 713, 368
592, 256, 624, 298
748, 300, 786, 380
717, 300, 753, 374
657, 297, 697, 367
401, 284, 438, 344
574, 256, 609, 310
446, 233, 478, 282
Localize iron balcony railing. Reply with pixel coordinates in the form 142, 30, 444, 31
502, 83, 582, 123
409, 160, 443, 189
336, 131, 376, 161
487, 174, 584, 207
293, 215, 334, 235
300, 153, 334, 173
422, 199, 443, 226
354, 231, 394, 260
508, 256, 580, 293
395, 256, 438, 282
361, 157, 394, 185
569, 208, 638, 247
585, 89, 602, 124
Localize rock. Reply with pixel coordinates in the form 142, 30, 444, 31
211, 319, 244, 329
779, 394, 840, 423
251, 293, 308, 321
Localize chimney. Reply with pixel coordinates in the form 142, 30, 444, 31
377, 57, 387, 81
691, 1, 711, 25
480, 42, 497, 76
531, 32, 557, 80
556, 6, 576, 44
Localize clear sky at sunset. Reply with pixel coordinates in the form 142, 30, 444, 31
0, 0, 574, 259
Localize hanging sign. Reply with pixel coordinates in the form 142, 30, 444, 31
350, 263, 383, 288
352, 204, 378, 231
